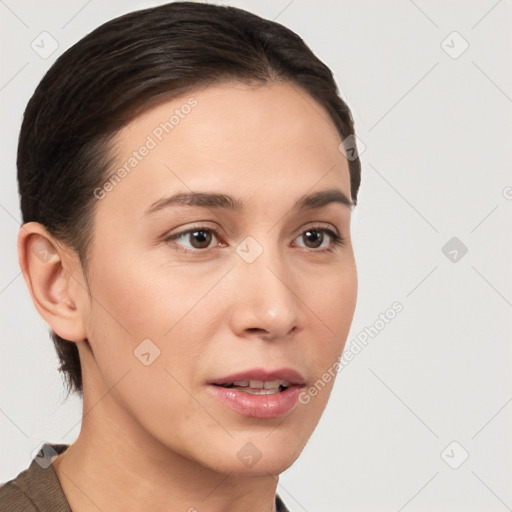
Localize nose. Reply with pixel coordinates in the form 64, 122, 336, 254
228, 238, 301, 341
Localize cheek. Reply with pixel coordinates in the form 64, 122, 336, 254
308, 259, 357, 345
86, 249, 207, 337
82, 255, 213, 424
301, 260, 357, 403
83, 250, 229, 385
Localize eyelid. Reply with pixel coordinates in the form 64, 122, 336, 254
296, 221, 340, 236
163, 221, 220, 239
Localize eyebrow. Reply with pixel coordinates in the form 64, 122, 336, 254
145, 188, 353, 215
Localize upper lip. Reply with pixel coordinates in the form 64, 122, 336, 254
208, 367, 306, 386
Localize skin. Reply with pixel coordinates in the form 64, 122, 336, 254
18, 81, 357, 512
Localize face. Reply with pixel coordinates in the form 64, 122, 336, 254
79, 81, 357, 476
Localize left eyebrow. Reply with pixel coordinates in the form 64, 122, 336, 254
145, 187, 353, 215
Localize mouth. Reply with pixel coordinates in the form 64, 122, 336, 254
207, 368, 306, 419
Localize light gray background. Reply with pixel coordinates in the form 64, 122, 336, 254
1, 1, 511, 511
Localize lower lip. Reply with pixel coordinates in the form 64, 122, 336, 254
207, 385, 302, 419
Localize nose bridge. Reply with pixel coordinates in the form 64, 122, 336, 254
231, 234, 300, 337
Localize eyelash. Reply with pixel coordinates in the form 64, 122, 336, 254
164, 224, 345, 255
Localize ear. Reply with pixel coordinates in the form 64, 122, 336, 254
17, 222, 88, 342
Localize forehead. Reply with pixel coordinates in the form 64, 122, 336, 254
101, 81, 351, 217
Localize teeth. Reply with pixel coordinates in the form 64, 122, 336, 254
221, 379, 291, 390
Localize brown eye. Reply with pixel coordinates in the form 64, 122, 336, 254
301, 229, 325, 249
187, 230, 213, 249
294, 226, 345, 252
166, 228, 220, 253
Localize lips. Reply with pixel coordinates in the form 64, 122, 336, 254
207, 367, 306, 419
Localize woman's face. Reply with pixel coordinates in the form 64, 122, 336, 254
78, 81, 357, 475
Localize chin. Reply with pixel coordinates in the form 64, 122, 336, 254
202, 433, 309, 477
224, 453, 300, 478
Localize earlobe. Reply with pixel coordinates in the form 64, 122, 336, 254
18, 222, 86, 342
